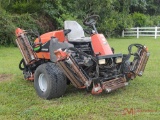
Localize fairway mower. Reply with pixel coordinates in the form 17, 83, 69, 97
15, 15, 149, 99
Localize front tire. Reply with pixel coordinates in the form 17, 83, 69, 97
34, 62, 67, 99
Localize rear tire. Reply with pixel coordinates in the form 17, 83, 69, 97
34, 62, 67, 99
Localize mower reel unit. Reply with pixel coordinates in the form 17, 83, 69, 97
15, 15, 150, 99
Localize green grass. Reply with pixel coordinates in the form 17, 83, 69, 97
0, 37, 160, 120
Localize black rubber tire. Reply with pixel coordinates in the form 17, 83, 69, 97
34, 62, 67, 99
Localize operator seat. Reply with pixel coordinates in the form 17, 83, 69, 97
64, 21, 91, 42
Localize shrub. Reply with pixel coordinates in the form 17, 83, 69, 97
0, 8, 16, 45
99, 12, 133, 37
0, 8, 54, 46
150, 15, 160, 26
132, 12, 147, 27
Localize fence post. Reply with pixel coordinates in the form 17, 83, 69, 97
155, 26, 157, 39
122, 30, 124, 37
137, 27, 139, 38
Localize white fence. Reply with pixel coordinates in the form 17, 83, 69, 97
122, 27, 160, 39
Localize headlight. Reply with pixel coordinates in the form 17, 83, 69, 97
115, 57, 122, 63
99, 59, 106, 64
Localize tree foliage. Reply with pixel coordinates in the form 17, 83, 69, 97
0, 0, 160, 45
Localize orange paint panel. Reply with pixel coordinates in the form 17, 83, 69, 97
91, 34, 113, 56
15, 28, 24, 37
34, 30, 65, 44
36, 52, 50, 59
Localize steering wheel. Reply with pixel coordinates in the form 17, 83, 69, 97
83, 15, 100, 26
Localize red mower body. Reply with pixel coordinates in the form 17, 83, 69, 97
91, 34, 113, 56
34, 30, 65, 44
15, 15, 150, 99
34, 30, 65, 60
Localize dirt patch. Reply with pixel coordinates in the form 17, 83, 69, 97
0, 74, 13, 82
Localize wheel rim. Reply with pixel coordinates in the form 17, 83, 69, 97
38, 73, 47, 92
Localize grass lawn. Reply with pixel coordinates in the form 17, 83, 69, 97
0, 37, 160, 120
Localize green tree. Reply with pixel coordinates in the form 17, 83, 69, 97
132, 12, 147, 27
